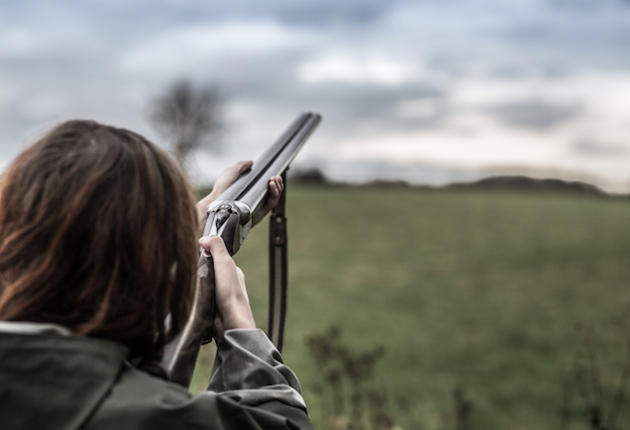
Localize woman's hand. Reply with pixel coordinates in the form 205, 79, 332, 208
212, 160, 254, 198
199, 236, 255, 340
253, 174, 284, 225
195, 160, 285, 231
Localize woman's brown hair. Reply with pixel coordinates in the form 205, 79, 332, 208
0, 120, 198, 359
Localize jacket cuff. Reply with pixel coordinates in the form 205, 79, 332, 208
207, 328, 306, 410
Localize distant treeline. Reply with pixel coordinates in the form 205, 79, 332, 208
287, 168, 622, 198
449, 176, 607, 197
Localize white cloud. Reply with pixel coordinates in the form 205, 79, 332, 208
119, 20, 317, 77
298, 55, 414, 86
0, 28, 35, 55
396, 98, 440, 119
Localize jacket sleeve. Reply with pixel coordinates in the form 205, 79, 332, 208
88, 328, 314, 430
206, 328, 313, 429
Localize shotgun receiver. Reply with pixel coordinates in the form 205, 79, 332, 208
161, 112, 322, 387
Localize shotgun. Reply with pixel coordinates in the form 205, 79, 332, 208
160, 112, 322, 387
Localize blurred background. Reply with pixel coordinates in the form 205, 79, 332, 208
2, 1, 630, 429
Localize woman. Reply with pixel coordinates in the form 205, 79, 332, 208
0, 120, 313, 429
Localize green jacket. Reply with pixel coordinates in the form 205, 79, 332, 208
0, 323, 313, 429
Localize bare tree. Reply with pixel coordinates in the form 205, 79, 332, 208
149, 78, 223, 165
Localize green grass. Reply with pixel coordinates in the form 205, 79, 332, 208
191, 185, 630, 429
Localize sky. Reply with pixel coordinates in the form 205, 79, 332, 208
1, 0, 629, 191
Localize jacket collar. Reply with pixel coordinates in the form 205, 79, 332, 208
0, 320, 72, 336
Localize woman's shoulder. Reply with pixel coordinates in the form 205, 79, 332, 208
0, 327, 203, 429
0, 329, 130, 430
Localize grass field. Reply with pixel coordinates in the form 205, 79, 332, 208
191, 185, 630, 429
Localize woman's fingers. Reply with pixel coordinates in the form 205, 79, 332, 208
212, 160, 254, 197
226, 160, 253, 182
273, 175, 284, 192
199, 235, 228, 258
198, 236, 235, 277
267, 175, 284, 207
251, 175, 285, 225
237, 160, 254, 174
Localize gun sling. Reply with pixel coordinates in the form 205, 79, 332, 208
268, 172, 288, 352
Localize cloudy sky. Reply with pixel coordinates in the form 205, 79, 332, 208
1, 0, 629, 191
